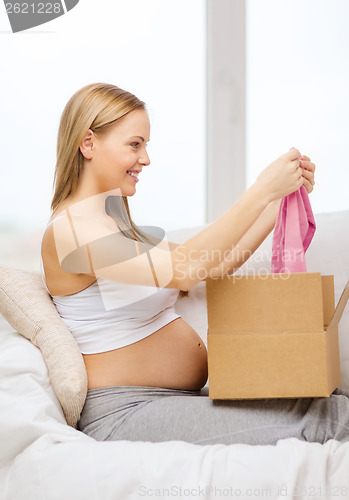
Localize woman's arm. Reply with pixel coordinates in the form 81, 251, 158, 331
166, 199, 280, 277
52, 149, 305, 290
208, 199, 281, 277
207, 154, 315, 278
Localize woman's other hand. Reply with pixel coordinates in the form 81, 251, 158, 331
300, 155, 316, 194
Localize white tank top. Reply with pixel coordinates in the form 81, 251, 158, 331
40, 218, 181, 355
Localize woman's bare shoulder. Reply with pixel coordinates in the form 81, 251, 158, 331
41, 206, 96, 296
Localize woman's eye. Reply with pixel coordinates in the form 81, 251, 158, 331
131, 142, 139, 148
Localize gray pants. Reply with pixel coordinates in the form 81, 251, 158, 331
77, 385, 349, 445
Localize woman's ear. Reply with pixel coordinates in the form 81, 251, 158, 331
79, 129, 95, 159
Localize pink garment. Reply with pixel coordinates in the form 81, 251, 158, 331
271, 184, 316, 273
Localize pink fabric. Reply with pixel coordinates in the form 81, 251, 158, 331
271, 184, 316, 273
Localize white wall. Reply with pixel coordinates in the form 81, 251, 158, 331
0, 0, 206, 233
246, 0, 349, 214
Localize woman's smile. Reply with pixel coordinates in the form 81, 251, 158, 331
126, 170, 140, 183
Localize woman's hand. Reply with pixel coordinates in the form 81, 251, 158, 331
255, 148, 303, 202
300, 155, 316, 194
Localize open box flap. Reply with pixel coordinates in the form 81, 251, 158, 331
328, 279, 349, 330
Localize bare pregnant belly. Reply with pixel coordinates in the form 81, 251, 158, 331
82, 318, 208, 391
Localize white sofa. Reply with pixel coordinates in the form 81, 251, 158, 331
0, 210, 349, 499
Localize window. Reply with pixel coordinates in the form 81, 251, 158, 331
0, 0, 206, 232
246, 0, 349, 214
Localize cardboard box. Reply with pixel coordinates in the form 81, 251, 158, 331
206, 273, 349, 399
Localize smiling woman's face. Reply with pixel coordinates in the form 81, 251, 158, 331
81, 109, 151, 197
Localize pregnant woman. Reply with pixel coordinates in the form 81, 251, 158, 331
41, 82, 349, 445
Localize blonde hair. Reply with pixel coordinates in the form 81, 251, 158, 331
51, 82, 188, 297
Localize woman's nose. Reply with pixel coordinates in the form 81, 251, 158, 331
139, 150, 150, 166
